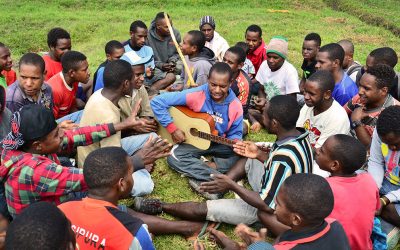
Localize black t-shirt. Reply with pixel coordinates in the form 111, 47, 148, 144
301, 59, 317, 79
276, 220, 350, 250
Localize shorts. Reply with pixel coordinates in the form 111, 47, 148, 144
380, 178, 400, 215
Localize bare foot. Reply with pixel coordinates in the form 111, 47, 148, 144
207, 228, 241, 250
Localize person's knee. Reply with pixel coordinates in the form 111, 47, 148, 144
131, 170, 154, 197
166, 73, 176, 83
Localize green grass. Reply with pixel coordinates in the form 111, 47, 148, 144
1, 0, 399, 249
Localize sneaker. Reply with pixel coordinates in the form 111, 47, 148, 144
131, 197, 163, 215
381, 219, 400, 249
188, 178, 223, 200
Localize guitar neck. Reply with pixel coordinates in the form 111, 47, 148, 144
196, 130, 236, 147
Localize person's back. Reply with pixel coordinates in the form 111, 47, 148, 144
275, 219, 349, 250
59, 147, 155, 250
60, 197, 152, 250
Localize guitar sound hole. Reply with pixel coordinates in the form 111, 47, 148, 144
190, 128, 199, 136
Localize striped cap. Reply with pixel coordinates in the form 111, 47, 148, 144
199, 16, 216, 29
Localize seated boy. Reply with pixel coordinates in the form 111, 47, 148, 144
6, 53, 53, 113
151, 62, 242, 199
5, 202, 75, 250
205, 174, 350, 250
223, 46, 251, 133
299, 32, 321, 93
43, 27, 71, 81
141, 96, 313, 237
123, 20, 155, 89
369, 106, 400, 228
245, 25, 266, 74
200, 15, 229, 62
316, 43, 358, 105
344, 64, 399, 148
316, 134, 379, 250
59, 147, 155, 250
256, 36, 299, 99
297, 70, 350, 149
146, 12, 182, 95
235, 42, 255, 78
92, 40, 125, 93
78, 60, 170, 196
0, 103, 145, 217
172, 30, 215, 91
338, 39, 362, 82
357, 47, 399, 101
47, 50, 90, 123
0, 43, 15, 88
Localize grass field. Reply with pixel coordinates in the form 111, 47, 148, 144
1, 0, 399, 249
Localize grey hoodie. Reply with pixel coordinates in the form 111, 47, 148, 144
182, 47, 216, 89
146, 20, 181, 69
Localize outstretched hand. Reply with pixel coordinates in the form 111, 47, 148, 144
200, 174, 235, 194
135, 135, 172, 165
58, 120, 79, 130
233, 141, 259, 159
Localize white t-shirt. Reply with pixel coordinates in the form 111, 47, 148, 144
296, 100, 350, 148
255, 60, 299, 98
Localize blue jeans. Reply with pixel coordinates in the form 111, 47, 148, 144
167, 143, 239, 181
56, 110, 84, 124
121, 133, 157, 197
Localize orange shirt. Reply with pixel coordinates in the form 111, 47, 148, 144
59, 197, 154, 250
43, 54, 62, 81
47, 72, 78, 119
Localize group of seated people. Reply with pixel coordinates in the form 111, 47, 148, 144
0, 11, 400, 250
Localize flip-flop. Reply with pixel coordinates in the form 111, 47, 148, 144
193, 239, 205, 250
186, 221, 221, 242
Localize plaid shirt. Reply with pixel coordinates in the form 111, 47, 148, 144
0, 124, 114, 217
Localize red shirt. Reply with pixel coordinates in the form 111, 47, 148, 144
247, 40, 267, 74
327, 174, 380, 250
1, 69, 17, 86
47, 72, 78, 119
43, 54, 62, 81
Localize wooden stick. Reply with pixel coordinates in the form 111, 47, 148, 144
164, 12, 195, 87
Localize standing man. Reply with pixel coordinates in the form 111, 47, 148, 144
199, 16, 229, 62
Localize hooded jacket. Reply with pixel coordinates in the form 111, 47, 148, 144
0, 86, 11, 141
150, 83, 243, 140
182, 47, 216, 88
146, 20, 181, 69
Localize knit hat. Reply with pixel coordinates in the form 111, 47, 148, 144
2, 104, 58, 150
266, 36, 289, 59
199, 16, 216, 30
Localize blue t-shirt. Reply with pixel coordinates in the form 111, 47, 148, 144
123, 42, 155, 69
332, 72, 358, 106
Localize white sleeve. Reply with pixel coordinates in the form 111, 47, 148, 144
255, 61, 267, 83
285, 64, 300, 94
367, 129, 385, 189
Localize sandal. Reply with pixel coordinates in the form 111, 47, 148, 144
186, 221, 221, 241
132, 197, 163, 215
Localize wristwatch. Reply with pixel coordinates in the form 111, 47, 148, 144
351, 120, 363, 129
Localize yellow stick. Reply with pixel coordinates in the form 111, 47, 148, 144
164, 12, 195, 87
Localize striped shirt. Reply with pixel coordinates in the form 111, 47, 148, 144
260, 129, 313, 209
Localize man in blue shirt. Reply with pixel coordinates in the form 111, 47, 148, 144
122, 20, 155, 85
316, 43, 358, 106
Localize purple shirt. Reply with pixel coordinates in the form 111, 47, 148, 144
6, 81, 53, 113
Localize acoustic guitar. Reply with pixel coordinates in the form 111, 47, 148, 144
157, 106, 236, 150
